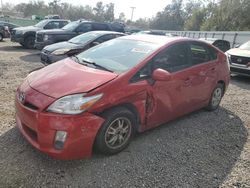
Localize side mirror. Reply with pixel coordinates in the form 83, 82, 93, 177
152, 68, 171, 81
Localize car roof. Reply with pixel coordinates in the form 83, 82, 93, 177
44, 19, 69, 22
87, 30, 125, 35
120, 34, 189, 45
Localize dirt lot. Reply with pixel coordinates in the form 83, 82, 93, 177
0, 39, 249, 188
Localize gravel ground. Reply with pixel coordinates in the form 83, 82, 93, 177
0, 39, 249, 188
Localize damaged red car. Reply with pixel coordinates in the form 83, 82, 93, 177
15, 35, 230, 160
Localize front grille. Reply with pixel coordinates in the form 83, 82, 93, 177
230, 55, 250, 66
36, 33, 43, 42
23, 101, 39, 110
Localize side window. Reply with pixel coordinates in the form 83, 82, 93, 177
131, 43, 190, 83
59, 21, 68, 28
44, 21, 60, 29
189, 42, 217, 65
75, 23, 92, 33
152, 43, 190, 73
92, 23, 110, 30
94, 34, 115, 43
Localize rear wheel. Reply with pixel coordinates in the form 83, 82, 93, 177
0, 34, 3, 41
95, 107, 135, 155
206, 83, 224, 111
24, 36, 35, 49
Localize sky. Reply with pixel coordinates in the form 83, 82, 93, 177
8, 0, 172, 20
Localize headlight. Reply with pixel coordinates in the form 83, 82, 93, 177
43, 34, 51, 41
47, 93, 103, 114
51, 48, 71, 55
15, 30, 23, 35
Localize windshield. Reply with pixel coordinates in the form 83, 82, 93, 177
69, 32, 98, 44
239, 41, 250, 50
62, 21, 79, 31
76, 38, 160, 74
35, 20, 49, 28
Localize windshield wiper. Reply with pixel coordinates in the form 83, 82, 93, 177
71, 55, 82, 63
81, 58, 113, 73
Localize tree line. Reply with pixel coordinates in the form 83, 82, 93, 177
2, 0, 250, 31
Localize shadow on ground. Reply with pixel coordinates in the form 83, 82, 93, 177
0, 44, 39, 53
0, 107, 247, 187
19, 53, 41, 63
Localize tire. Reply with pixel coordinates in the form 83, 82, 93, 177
19, 42, 25, 47
95, 107, 136, 155
0, 34, 3, 41
24, 36, 35, 49
206, 83, 224, 111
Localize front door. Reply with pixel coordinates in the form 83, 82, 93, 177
144, 42, 196, 128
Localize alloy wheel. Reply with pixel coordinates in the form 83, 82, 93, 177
104, 117, 132, 150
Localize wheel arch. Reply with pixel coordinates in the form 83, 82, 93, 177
98, 103, 141, 132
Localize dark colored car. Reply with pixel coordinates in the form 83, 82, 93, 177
0, 21, 20, 40
0, 25, 7, 41
199, 38, 231, 52
11, 19, 69, 49
15, 35, 230, 160
226, 40, 250, 76
35, 20, 125, 50
0, 21, 20, 31
41, 31, 125, 64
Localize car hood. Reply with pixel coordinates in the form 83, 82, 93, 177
44, 41, 81, 52
27, 58, 118, 98
14, 26, 40, 32
227, 48, 250, 58
37, 29, 74, 35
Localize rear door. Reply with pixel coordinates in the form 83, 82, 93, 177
186, 41, 219, 107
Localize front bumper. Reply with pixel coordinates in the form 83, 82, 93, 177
11, 34, 24, 43
230, 63, 250, 76
15, 85, 105, 160
40, 51, 67, 64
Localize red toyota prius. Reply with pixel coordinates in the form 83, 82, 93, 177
15, 35, 230, 160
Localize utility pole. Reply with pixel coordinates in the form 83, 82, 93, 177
130, 6, 136, 21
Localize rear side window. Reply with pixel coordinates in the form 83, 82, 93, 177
92, 23, 110, 30
189, 42, 217, 65
59, 21, 69, 28
94, 34, 115, 43
76, 23, 92, 33
44, 21, 61, 29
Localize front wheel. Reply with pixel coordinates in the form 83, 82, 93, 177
206, 83, 224, 111
0, 34, 3, 41
95, 107, 136, 155
24, 36, 35, 49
